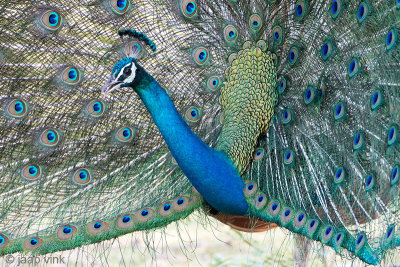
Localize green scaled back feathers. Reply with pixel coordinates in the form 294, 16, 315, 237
0, 0, 400, 265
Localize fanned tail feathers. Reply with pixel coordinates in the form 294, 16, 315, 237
0, 0, 399, 265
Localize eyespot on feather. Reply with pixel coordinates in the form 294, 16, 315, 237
136, 208, 154, 222
365, 173, 375, 191
180, 0, 198, 18
23, 237, 43, 251
206, 76, 221, 92
334, 167, 345, 184
40, 10, 62, 31
172, 196, 190, 211
244, 181, 257, 196
288, 47, 299, 66
224, 25, 238, 43
391, 165, 399, 186
334, 231, 345, 249
307, 219, 319, 236
249, 14, 262, 31
388, 124, 398, 146
321, 40, 334, 60
283, 150, 295, 166
39, 128, 60, 147
22, 164, 42, 181
72, 168, 91, 185
277, 77, 287, 94
385, 226, 395, 244
282, 109, 293, 124
228, 53, 237, 64
6, 99, 28, 118
87, 100, 106, 117
357, 2, 369, 23
355, 233, 367, 251
272, 25, 284, 45
124, 41, 146, 58
116, 127, 135, 143
253, 193, 267, 209
117, 214, 135, 229
61, 66, 82, 85
272, 53, 278, 67
322, 225, 334, 243
334, 102, 346, 120
87, 220, 109, 235
242, 41, 252, 49
192, 47, 209, 65
159, 202, 173, 217
295, 1, 308, 20
348, 58, 360, 77
57, 225, 77, 240
294, 212, 307, 229
109, 0, 131, 15
386, 29, 397, 50
280, 208, 293, 224
304, 86, 316, 105
0, 234, 8, 249
268, 201, 280, 217
256, 40, 267, 52
254, 148, 264, 161
330, 0, 343, 19
370, 89, 383, 110
185, 106, 202, 123
353, 132, 364, 150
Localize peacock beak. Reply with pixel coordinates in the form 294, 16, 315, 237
101, 76, 122, 97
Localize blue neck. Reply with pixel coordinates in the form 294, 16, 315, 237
133, 69, 248, 215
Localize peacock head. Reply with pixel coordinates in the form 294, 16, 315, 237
102, 57, 143, 96
102, 29, 156, 96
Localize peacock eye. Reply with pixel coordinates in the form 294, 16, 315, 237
249, 14, 262, 31
295, 1, 308, 20
124, 41, 144, 58
61, 67, 81, 85
256, 40, 267, 52
73, 168, 91, 185
40, 128, 60, 147
193, 47, 209, 65
40, 10, 62, 31
116, 127, 135, 143
357, 2, 369, 23
288, 47, 299, 66
185, 106, 202, 123
321, 40, 334, 60
22, 164, 42, 180
109, 0, 131, 15
6, 99, 28, 118
272, 25, 284, 45
123, 67, 132, 76
206, 76, 220, 92
57, 225, 77, 240
331, 0, 343, 18
224, 25, 238, 43
181, 0, 198, 18
87, 100, 105, 117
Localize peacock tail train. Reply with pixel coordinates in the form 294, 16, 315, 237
0, 0, 399, 265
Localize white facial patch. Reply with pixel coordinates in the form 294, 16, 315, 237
116, 62, 137, 84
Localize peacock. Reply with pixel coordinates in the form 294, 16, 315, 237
0, 0, 400, 265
